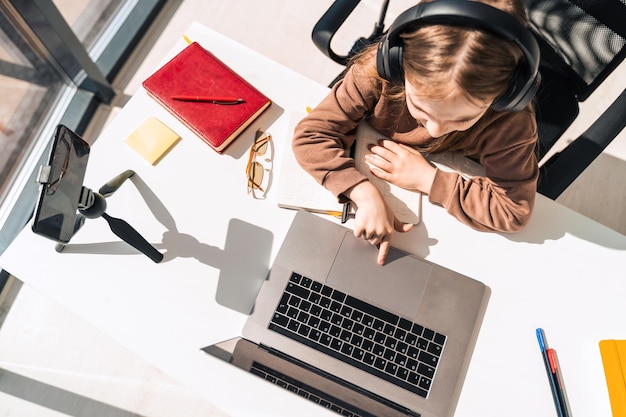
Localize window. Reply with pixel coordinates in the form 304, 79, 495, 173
0, 0, 164, 254
52, 0, 125, 48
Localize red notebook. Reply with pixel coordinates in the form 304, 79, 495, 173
142, 42, 271, 153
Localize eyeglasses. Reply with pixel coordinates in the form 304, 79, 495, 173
246, 130, 272, 198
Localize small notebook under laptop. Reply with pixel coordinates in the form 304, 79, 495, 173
204, 211, 489, 417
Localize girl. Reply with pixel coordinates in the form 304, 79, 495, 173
293, 0, 539, 265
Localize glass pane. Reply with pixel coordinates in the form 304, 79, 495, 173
0, 14, 67, 202
52, 0, 125, 50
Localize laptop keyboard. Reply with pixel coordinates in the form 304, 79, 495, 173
269, 272, 446, 398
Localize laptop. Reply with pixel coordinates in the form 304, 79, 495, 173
204, 210, 489, 417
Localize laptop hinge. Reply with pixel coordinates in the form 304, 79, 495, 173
259, 343, 421, 417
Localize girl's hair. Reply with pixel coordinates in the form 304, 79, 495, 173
352, 0, 531, 153
401, 0, 528, 105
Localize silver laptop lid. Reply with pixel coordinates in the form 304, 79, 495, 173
242, 211, 489, 417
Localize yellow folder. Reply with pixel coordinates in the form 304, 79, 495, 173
125, 116, 180, 165
600, 340, 626, 417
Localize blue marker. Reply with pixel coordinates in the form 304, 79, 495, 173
536, 328, 570, 417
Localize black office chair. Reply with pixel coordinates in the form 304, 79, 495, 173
311, 0, 626, 200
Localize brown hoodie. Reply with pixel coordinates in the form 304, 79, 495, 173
292, 61, 539, 232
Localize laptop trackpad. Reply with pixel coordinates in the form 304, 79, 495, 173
326, 232, 431, 319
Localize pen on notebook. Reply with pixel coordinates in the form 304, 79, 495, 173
536, 328, 571, 417
171, 95, 244, 104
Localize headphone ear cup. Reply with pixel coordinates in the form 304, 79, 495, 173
376, 38, 392, 83
377, 34, 405, 87
491, 65, 524, 111
386, 43, 405, 87
491, 66, 541, 112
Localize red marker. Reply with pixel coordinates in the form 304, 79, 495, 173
547, 348, 559, 373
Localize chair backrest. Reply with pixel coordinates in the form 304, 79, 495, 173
526, 0, 626, 154
312, 0, 389, 87
526, 0, 626, 101
526, 0, 626, 198
311, 0, 626, 199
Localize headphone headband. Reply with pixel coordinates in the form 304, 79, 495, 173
376, 0, 541, 112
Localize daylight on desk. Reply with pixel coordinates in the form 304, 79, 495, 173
0, 1, 625, 416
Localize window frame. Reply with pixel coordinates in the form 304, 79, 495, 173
0, 0, 166, 255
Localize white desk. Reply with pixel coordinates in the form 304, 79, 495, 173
2, 23, 625, 417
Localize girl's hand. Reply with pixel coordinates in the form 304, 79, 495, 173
345, 181, 413, 265
365, 140, 436, 194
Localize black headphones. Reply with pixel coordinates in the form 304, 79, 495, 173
376, 0, 541, 112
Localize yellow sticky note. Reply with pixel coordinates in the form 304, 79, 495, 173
600, 340, 626, 417
125, 117, 180, 165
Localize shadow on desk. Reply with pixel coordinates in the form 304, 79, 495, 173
506, 196, 626, 249
391, 195, 626, 264
0, 368, 147, 417
391, 221, 439, 260
56, 173, 273, 315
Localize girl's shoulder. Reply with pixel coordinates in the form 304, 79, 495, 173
481, 106, 538, 143
343, 48, 381, 87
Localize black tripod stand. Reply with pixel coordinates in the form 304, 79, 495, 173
57, 170, 163, 263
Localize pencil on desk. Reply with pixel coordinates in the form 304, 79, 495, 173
325, 210, 343, 219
